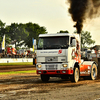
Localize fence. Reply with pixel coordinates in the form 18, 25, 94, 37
0, 58, 33, 63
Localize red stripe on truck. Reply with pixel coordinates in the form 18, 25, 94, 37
37, 70, 73, 75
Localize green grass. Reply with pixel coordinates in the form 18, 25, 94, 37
0, 62, 33, 66
0, 70, 36, 75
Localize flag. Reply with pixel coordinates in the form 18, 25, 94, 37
33, 38, 34, 52
2, 34, 5, 50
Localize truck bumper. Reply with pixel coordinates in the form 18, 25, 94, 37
37, 70, 73, 75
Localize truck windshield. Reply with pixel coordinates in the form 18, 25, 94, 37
37, 36, 69, 49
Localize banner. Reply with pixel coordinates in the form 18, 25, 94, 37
2, 34, 5, 50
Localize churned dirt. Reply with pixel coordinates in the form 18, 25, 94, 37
0, 65, 100, 100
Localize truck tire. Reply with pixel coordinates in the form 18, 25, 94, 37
33, 58, 35, 65
90, 64, 97, 80
41, 75, 50, 82
70, 67, 79, 83
33, 58, 36, 66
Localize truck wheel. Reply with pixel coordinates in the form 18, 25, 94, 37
33, 58, 35, 65
41, 75, 50, 82
70, 67, 79, 83
90, 64, 97, 80
33, 58, 36, 66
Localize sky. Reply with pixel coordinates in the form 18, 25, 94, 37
0, 0, 100, 45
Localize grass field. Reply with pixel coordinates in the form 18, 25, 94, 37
0, 70, 36, 75
0, 62, 36, 75
0, 62, 33, 66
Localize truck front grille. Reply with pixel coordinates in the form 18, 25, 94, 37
45, 65, 57, 70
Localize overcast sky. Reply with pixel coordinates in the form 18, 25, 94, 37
0, 0, 100, 45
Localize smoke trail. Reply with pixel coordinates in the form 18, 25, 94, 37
67, 0, 100, 33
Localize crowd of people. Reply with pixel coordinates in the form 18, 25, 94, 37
0, 50, 35, 58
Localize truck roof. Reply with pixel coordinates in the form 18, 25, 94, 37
39, 33, 79, 37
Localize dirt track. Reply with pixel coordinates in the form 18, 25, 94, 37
0, 65, 100, 100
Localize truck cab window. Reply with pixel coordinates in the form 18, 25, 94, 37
37, 36, 69, 49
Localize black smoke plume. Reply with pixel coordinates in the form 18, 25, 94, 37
67, 0, 100, 33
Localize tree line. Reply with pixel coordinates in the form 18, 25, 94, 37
0, 20, 47, 50
0, 20, 95, 50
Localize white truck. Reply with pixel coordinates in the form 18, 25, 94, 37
36, 33, 98, 82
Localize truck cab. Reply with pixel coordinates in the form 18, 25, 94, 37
36, 33, 98, 82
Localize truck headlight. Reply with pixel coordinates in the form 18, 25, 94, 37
37, 65, 42, 68
63, 64, 67, 67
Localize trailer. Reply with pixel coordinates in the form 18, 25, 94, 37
36, 33, 98, 82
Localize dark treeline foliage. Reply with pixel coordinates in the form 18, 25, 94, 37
0, 20, 47, 49
81, 31, 95, 48
0, 20, 95, 49
57, 30, 69, 33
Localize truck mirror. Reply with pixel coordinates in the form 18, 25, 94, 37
72, 39, 76, 47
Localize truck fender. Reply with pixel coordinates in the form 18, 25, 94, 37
82, 61, 98, 74
73, 62, 80, 71
71, 60, 79, 70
